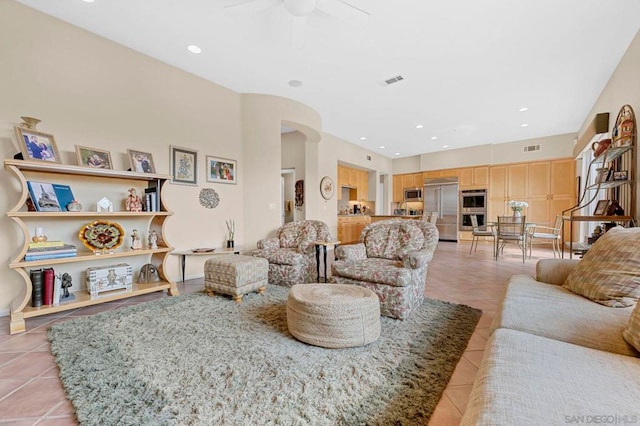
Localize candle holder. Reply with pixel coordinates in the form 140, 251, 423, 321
32, 227, 47, 243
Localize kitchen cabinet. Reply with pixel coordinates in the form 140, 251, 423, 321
393, 175, 403, 202
4, 159, 178, 334
338, 166, 369, 201
423, 169, 458, 180
337, 215, 371, 244
527, 159, 575, 228
356, 170, 368, 201
459, 166, 489, 189
488, 163, 528, 217
402, 173, 422, 189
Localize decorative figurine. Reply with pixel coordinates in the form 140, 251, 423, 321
61, 273, 73, 299
97, 197, 114, 212
131, 229, 143, 250
125, 188, 143, 212
148, 230, 158, 249
67, 200, 83, 212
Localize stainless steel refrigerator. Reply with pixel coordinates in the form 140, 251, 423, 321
423, 177, 459, 241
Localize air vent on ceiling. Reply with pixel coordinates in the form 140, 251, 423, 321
523, 144, 541, 153
366, 155, 372, 161
378, 75, 404, 87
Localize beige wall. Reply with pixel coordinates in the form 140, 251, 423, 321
0, 3, 376, 316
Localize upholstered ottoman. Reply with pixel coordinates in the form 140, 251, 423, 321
204, 255, 268, 303
286, 283, 381, 348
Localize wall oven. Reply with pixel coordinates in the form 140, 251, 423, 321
459, 189, 488, 231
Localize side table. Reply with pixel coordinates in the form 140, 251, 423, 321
314, 240, 341, 283
172, 247, 242, 282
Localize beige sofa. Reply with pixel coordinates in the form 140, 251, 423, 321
461, 258, 640, 425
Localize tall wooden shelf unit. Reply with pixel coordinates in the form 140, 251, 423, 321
4, 159, 179, 334
562, 106, 636, 258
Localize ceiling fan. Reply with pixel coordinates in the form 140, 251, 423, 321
224, 0, 370, 47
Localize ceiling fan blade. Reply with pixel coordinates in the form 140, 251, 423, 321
224, 0, 280, 15
290, 15, 307, 49
316, 0, 369, 26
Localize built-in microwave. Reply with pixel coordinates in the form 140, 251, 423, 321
404, 188, 423, 201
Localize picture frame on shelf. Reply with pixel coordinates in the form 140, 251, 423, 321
206, 156, 237, 184
595, 167, 612, 184
593, 200, 610, 216
15, 127, 61, 163
127, 149, 156, 174
613, 170, 628, 181
75, 145, 113, 169
170, 146, 198, 186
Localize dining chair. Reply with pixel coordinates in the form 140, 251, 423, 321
527, 215, 563, 258
496, 215, 527, 263
469, 214, 495, 255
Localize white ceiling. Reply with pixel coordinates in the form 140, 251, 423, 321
16, 0, 640, 158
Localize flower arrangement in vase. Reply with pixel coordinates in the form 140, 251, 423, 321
507, 200, 528, 217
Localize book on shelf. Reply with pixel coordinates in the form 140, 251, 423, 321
29, 269, 44, 307
26, 181, 77, 212
52, 273, 61, 306
144, 187, 158, 212
27, 244, 77, 255
43, 268, 55, 305
28, 240, 65, 249
24, 252, 77, 262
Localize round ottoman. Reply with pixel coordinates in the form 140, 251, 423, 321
286, 283, 381, 348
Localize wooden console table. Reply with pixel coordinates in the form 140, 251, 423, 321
172, 247, 242, 282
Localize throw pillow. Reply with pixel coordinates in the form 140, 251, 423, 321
563, 226, 640, 307
622, 301, 640, 352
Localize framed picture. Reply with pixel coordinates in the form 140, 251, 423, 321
595, 167, 612, 184
127, 149, 156, 174
593, 200, 610, 216
613, 170, 628, 181
170, 146, 198, 186
15, 127, 61, 163
206, 156, 237, 184
75, 145, 113, 169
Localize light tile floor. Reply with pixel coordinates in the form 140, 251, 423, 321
0, 240, 548, 425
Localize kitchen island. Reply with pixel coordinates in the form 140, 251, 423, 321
369, 215, 423, 223
337, 215, 371, 244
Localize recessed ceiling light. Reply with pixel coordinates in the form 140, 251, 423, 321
519, 107, 529, 112
360, 137, 367, 140
187, 45, 202, 54
415, 124, 424, 129
394, 152, 400, 156
521, 123, 529, 127
431, 136, 438, 140
379, 146, 385, 149
442, 145, 449, 148
81, 0, 95, 3
288, 80, 303, 88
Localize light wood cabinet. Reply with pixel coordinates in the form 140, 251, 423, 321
337, 215, 371, 244
459, 166, 488, 189
356, 170, 368, 201
393, 175, 403, 202
337, 166, 369, 201
4, 159, 178, 334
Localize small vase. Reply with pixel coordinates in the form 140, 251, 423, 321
227, 240, 234, 248
513, 210, 521, 218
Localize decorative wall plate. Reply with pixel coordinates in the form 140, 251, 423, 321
79, 220, 125, 252
199, 188, 220, 209
320, 176, 334, 200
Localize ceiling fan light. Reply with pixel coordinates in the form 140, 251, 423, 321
284, 0, 316, 16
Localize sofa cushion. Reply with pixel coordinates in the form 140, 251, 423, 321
461, 328, 640, 426
252, 248, 303, 266
279, 221, 316, 249
623, 302, 640, 352
364, 221, 424, 260
330, 258, 413, 287
563, 226, 640, 307
492, 274, 637, 356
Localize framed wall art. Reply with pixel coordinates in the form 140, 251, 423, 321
75, 145, 113, 169
127, 149, 156, 174
170, 145, 198, 186
206, 156, 237, 184
15, 127, 61, 163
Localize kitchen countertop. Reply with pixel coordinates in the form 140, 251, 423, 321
338, 214, 371, 217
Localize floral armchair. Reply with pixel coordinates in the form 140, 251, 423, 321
330, 219, 439, 319
252, 220, 330, 287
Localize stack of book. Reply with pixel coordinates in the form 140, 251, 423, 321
25, 241, 77, 262
29, 267, 63, 307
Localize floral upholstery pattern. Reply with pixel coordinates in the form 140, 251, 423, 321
253, 220, 330, 287
330, 219, 439, 319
